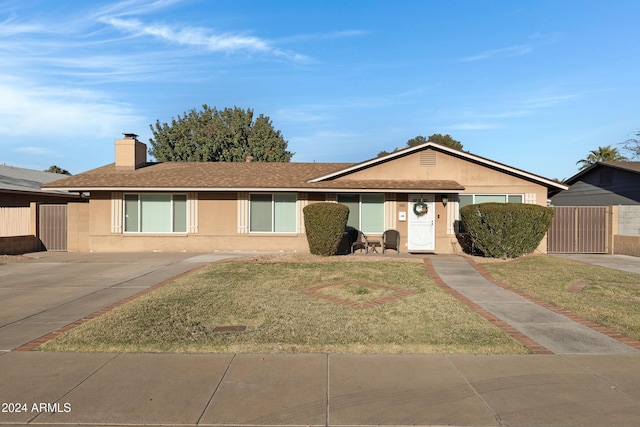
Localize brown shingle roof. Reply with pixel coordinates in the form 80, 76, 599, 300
42, 162, 464, 192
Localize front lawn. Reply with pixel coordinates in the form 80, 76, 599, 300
39, 256, 527, 354
481, 256, 640, 340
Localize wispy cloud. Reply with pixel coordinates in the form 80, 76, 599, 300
92, 0, 184, 20
0, 76, 143, 138
1, 0, 311, 87
446, 122, 504, 131
459, 32, 560, 63
523, 93, 578, 109
98, 7, 310, 61
461, 44, 533, 62
441, 88, 581, 131
278, 29, 370, 44
275, 108, 334, 124
0, 19, 48, 36
12, 146, 56, 156
102, 17, 271, 52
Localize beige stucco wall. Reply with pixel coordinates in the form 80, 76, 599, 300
66, 202, 90, 252
78, 191, 312, 253
339, 149, 545, 198
67, 148, 551, 254
335, 149, 549, 254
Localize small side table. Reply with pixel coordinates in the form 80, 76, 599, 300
367, 240, 381, 254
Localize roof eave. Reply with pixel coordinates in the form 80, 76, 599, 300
0, 188, 82, 197
44, 186, 465, 194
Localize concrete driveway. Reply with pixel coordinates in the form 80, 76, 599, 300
552, 253, 640, 274
0, 251, 239, 351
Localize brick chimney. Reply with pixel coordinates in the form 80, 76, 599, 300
115, 133, 147, 170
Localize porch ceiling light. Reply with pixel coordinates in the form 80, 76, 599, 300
442, 195, 448, 207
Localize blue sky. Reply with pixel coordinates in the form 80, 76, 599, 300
1, 0, 638, 180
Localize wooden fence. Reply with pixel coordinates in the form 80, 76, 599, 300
0, 207, 30, 237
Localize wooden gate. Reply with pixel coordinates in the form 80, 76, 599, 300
547, 206, 607, 253
39, 204, 67, 251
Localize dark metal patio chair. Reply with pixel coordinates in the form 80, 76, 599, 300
382, 229, 400, 254
346, 226, 369, 253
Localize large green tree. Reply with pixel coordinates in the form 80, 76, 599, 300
149, 105, 294, 162
45, 165, 71, 175
378, 133, 463, 157
576, 145, 627, 170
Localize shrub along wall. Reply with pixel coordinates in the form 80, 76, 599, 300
303, 203, 349, 256
460, 203, 554, 258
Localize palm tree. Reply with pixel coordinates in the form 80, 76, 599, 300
576, 145, 627, 170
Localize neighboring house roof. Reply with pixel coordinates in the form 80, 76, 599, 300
550, 161, 640, 206
42, 141, 564, 193
0, 165, 77, 196
563, 161, 640, 185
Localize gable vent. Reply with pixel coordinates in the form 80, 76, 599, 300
420, 151, 436, 166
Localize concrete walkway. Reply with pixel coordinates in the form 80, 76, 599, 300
428, 256, 640, 354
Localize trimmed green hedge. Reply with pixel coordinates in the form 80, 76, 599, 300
460, 203, 554, 258
303, 203, 350, 256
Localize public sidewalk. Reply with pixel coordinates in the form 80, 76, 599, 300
2, 352, 640, 426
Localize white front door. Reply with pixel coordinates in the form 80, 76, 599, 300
408, 194, 435, 251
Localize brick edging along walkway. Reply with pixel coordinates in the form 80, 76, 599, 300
467, 259, 640, 352
422, 258, 553, 355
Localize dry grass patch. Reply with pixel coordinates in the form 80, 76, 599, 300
312, 281, 401, 303
40, 257, 527, 354
482, 256, 640, 340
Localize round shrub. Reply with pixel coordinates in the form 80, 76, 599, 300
303, 203, 350, 256
460, 203, 554, 258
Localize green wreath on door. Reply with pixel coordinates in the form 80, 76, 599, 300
413, 200, 429, 217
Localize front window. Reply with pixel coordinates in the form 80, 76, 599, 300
250, 193, 297, 232
459, 194, 523, 209
457, 194, 523, 233
337, 193, 384, 233
124, 194, 187, 233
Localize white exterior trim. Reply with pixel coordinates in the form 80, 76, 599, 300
111, 192, 122, 233
446, 194, 458, 235
385, 193, 397, 230
188, 192, 198, 233
525, 193, 537, 204
237, 192, 249, 234
297, 193, 308, 234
